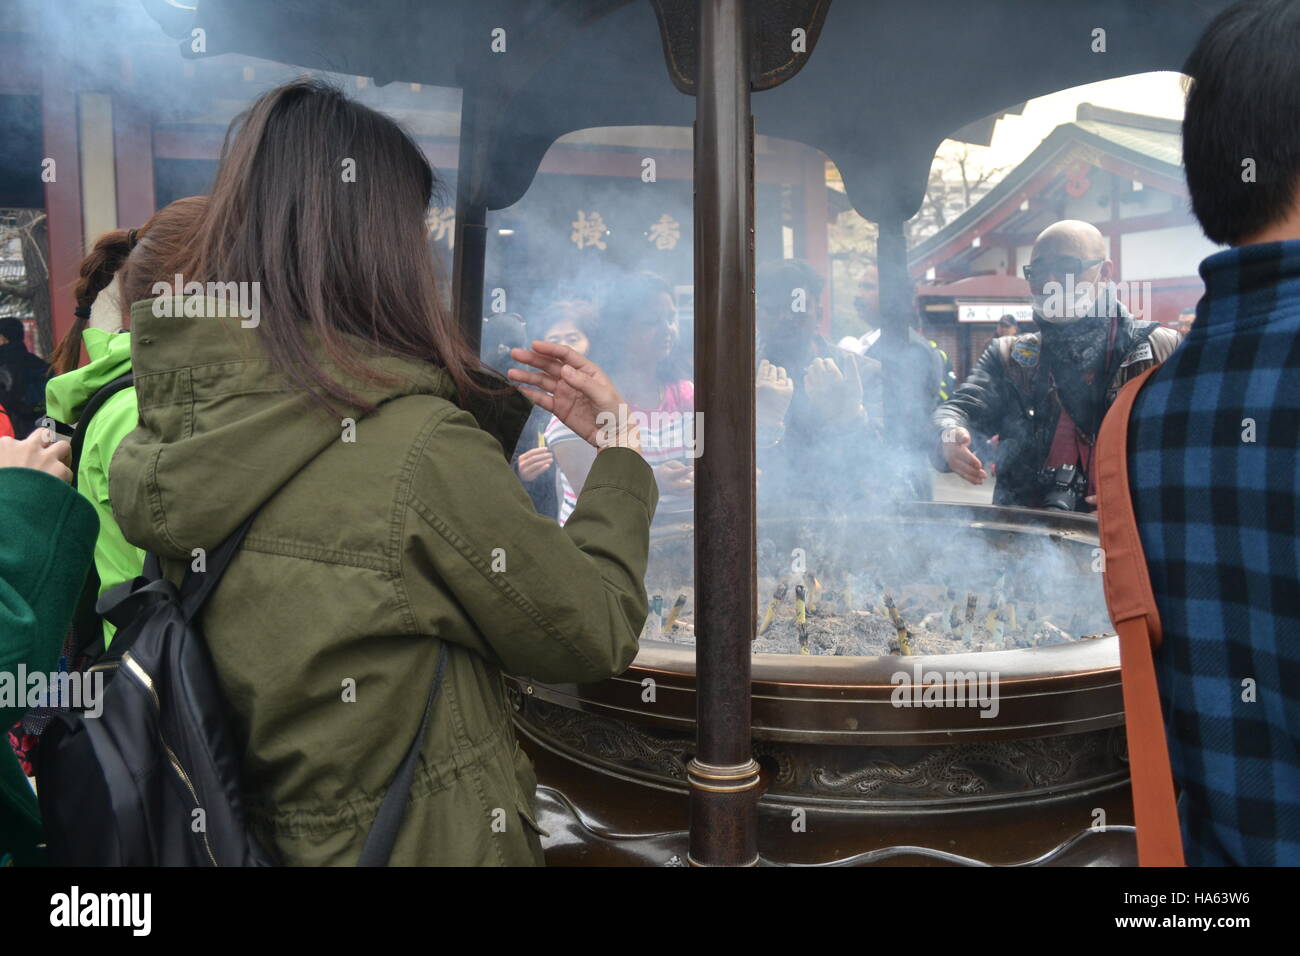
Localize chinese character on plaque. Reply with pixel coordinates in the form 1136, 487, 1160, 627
426, 207, 455, 249
570, 210, 608, 250
647, 213, 680, 251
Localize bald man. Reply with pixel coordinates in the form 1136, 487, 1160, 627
932, 219, 1181, 510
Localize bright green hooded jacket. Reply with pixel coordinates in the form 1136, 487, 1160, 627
109, 299, 658, 866
44, 328, 144, 647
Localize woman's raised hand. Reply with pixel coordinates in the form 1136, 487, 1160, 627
508, 341, 641, 453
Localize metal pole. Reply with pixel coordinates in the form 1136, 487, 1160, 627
451, 91, 488, 355
876, 216, 911, 452
688, 0, 760, 868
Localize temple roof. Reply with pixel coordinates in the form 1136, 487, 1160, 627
909, 103, 1190, 277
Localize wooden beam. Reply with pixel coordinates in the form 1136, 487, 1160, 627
114, 96, 157, 228
41, 20, 83, 351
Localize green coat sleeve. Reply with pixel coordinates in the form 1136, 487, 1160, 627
401, 407, 658, 683
0, 467, 97, 727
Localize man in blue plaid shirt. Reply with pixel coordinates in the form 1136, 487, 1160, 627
1128, 0, 1300, 865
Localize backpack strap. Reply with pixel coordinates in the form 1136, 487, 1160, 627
178, 514, 258, 623
1094, 364, 1184, 867
170, 506, 449, 867
70, 372, 134, 478
94, 515, 258, 642
356, 641, 450, 866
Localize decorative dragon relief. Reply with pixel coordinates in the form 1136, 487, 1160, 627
811, 735, 1100, 798
519, 698, 1127, 802
524, 697, 695, 780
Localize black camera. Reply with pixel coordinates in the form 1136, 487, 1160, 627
1039, 463, 1088, 512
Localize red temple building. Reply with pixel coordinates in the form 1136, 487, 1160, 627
909, 103, 1219, 382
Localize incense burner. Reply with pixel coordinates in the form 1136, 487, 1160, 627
507, 502, 1136, 866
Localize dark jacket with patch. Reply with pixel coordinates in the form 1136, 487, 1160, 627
759, 335, 884, 513
933, 308, 1181, 508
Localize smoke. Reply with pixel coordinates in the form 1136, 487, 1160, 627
17, 0, 468, 196
14, 0, 1117, 659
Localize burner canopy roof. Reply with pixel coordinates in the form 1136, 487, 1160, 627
142, 0, 1232, 222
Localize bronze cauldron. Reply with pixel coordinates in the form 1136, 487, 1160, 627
508, 502, 1137, 866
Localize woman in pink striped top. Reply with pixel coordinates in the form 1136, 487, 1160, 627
546, 273, 694, 525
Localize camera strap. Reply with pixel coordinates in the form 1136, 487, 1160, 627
1094, 364, 1184, 867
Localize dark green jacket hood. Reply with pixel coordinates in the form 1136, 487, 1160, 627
111, 298, 529, 558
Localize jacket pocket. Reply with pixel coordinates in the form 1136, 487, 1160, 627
511, 741, 549, 838
514, 792, 549, 838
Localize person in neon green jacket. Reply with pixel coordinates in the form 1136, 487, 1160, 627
43, 197, 207, 648
45, 327, 141, 648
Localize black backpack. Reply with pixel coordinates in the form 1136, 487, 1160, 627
28, 377, 448, 866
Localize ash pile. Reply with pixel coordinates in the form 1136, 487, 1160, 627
637, 514, 1114, 656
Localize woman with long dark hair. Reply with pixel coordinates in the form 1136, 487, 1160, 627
108, 80, 657, 866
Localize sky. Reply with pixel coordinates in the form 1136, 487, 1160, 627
955, 71, 1188, 172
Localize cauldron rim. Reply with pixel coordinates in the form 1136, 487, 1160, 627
511, 502, 1122, 743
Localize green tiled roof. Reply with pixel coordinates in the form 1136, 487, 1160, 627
910, 114, 1186, 265
1074, 119, 1182, 167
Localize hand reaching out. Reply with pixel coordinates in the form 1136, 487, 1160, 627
940, 427, 987, 484
803, 354, 864, 423
756, 359, 794, 427
656, 460, 693, 495
508, 341, 641, 453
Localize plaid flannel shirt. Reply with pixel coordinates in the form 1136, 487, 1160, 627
1129, 240, 1300, 866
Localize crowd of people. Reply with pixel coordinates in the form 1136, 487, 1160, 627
482, 256, 954, 525
0, 0, 1296, 868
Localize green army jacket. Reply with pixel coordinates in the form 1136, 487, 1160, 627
109, 299, 657, 865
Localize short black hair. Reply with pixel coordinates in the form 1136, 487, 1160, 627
479, 312, 526, 375
593, 271, 689, 382
600, 271, 675, 335
1182, 0, 1300, 245
0, 317, 25, 343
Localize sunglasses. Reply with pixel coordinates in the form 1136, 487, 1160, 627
1022, 257, 1104, 284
